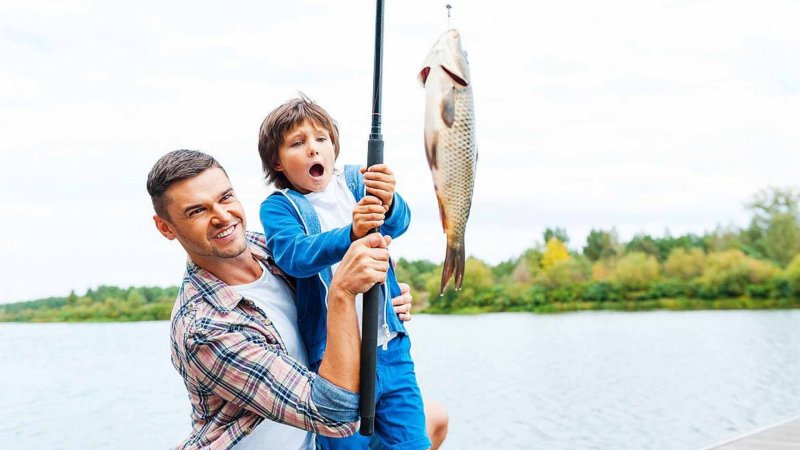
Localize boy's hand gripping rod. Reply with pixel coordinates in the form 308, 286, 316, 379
360, 0, 385, 437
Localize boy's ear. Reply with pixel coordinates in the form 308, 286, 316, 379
274, 161, 284, 172
153, 215, 177, 240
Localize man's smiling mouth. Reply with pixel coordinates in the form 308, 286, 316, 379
214, 224, 236, 239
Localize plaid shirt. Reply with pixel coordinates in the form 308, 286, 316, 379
170, 232, 359, 450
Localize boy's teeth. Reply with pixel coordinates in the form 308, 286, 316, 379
216, 226, 234, 239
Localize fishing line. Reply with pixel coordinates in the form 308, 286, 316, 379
446, 3, 452, 28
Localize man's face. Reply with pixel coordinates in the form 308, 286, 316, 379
154, 167, 248, 263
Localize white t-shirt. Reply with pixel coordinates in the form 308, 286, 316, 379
305, 169, 397, 347
231, 261, 314, 450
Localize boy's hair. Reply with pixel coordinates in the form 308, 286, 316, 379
258, 95, 340, 189
146, 149, 226, 221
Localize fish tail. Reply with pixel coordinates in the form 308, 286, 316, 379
440, 239, 465, 295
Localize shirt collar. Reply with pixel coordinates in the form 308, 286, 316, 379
184, 231, 273, 315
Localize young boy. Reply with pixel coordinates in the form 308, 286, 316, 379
257, 96, 432, 450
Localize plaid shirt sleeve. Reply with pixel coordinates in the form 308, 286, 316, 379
184, 321, 359, 438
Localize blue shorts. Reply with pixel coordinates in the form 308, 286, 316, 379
317, 335, 431, 450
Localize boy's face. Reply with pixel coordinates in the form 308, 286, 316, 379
275, 119, 336, 194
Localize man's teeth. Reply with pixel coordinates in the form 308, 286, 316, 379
215, 225, 235, 239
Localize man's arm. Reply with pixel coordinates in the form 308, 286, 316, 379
184, 234, 392, 436
318, 233, 391, 390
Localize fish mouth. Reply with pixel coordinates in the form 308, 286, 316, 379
309, 163, 325, 178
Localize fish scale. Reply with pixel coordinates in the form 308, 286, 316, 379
439, 87, 476, 249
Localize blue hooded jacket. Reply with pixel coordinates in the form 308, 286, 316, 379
259, 165, 410, 368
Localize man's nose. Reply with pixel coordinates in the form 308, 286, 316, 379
210, 204, 232, 223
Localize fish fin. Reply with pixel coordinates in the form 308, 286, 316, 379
441, 88, 455, 128
424, 129, 438, 170
418, 67, 431, 86
440, 240, 465, 295
435, 192, 448, 232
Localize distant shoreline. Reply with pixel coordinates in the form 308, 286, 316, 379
2, 296, 798, 323
425, 298, 800, 315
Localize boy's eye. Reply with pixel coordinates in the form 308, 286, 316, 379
316, 136, 328, 142
291, 140, 304, 148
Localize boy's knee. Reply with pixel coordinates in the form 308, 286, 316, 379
424, 401, 449, 450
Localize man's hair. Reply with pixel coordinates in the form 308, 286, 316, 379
258, 95, 340, 190
146, 149, 226, 220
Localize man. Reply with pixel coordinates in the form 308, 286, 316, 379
147, 150, 447, 449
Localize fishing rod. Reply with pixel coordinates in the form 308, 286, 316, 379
359, 0, 385, 437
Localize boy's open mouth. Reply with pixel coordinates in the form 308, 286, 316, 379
309, 163, 325, 178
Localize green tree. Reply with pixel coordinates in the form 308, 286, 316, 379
66, 290, 78, 307
784, 254, 800, 296
700, 250, 780, 297
543, 227, 569, 244
583, 229, 619, 261
744, 187, 800, 266
625, 235, 661, 260
510, 257, 532, 284
539, 256, 591, 288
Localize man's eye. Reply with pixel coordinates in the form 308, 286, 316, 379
221, 193, 234, 201
188, 208, 204, 217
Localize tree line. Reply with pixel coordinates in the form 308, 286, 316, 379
0, 286, 177, 322
3, 187, 800, 322
396, 187, 800, 313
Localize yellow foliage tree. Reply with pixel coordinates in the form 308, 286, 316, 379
592, 260, 615, 282
701, 250, 779, 286
541, 238, 570, 270
612, 251, 660, 290
663, 248, 706, 280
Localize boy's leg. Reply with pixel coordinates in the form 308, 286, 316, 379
373, 335, 432, 450
424, 401, 449, 450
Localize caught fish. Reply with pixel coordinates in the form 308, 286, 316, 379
418, 29, 478, 295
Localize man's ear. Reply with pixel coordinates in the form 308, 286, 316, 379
153, 215, 177, 240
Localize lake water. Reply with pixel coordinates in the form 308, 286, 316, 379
1, 311, 799, 449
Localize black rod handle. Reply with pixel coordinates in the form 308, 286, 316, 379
358, 283, 380, 436
359, 137, 384, 436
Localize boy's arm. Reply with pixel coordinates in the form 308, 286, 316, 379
380, 191, 411, 238
361, 164, 410, 238
261, 195, 352, 278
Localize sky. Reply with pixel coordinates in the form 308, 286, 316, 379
1, 0, 799, 303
